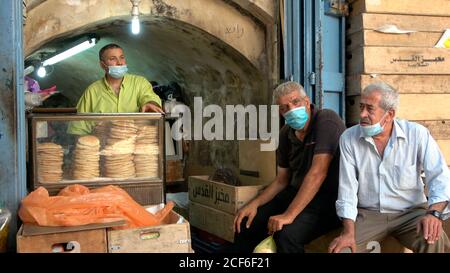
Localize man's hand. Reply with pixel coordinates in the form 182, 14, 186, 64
267, 213, 294, 234
416, 214, 443, 244
234, 202, 258, 234
328, 232, 356, 253
140, 102, 164, 113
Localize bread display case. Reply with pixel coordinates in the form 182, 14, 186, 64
27, 113, 165, 205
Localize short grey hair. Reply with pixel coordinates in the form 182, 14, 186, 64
362, 82, 399, 111
272, 81, 307, 104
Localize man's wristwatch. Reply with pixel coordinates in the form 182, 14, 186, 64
427, 210, 444, 220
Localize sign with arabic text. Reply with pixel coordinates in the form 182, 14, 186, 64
188, 176, 263, 214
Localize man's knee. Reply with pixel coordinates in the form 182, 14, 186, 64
273, 228, 305, 253
273, 228, 294, 244
412, 232, 450, 253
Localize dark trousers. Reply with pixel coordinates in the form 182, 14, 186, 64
223, 186, 340, 253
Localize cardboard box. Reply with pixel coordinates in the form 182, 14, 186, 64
189, 202, 235, 242
16, 221, 123, 253
107, 205, 193, 253
188, 140, 274, 241
188, 176, 263, 214
238, 140, 276, 186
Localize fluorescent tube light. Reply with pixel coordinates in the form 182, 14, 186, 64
24, 65, 35, 76
42, 37, 97, 66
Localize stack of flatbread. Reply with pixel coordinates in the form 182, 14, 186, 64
72, 135, 100, 180
134, 125, 160, 178
92, 121, 110, 176
92, 121, 110, 148
36, 142, 64, 183
101, 120, 137, 178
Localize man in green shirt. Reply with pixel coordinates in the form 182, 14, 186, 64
68, 43, 163, 135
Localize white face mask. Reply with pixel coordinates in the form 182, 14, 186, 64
360, 112, 388, 137
108, 65, 128, 79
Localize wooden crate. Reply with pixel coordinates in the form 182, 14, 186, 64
347, 30, 443, 51
414, 121, 450, 165
346, 94, 450, 124
17, 225, 107, 253
346, 75, 450, 96
349, 0, 450, 17
416, 120, 450, 140
436, 140, 450, 166
188, 175, 263, 214
107, 210, 192, 253
347, 47, 450, 75
347, 13, 450, 35
189, 201, 235, 242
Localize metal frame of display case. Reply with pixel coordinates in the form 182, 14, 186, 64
28, 113, 166, 205
165, 113, 183, 161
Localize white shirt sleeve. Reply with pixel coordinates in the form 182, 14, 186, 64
420, 128, 450, 214
336, 133, 359, 221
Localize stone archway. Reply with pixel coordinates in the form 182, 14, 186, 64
23, 0, 278, 175
24, 0, 274, 70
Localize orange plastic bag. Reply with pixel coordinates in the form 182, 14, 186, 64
18, 184, 174, 229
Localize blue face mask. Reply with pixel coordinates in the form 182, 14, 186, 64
108, 65, 128, 79
360, 113, 387, 137
284, 106, 309, 130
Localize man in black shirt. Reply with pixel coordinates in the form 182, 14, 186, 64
229, 81, 345, 253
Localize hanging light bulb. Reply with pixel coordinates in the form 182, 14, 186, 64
131, 15, 140, 35
37, 66, 46, 78
130, 0, 141, 35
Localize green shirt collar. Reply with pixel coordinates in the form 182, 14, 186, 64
102, 73, 129, 93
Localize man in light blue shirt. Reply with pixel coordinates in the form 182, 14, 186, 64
328, 82, 450, 253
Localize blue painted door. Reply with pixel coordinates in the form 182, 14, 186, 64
284, 0, 346, 119
0, 0, 26, 251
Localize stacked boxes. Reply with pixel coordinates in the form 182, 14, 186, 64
346, 0, 450, 165
188, 176, 264, 242
188, 140, 276, 242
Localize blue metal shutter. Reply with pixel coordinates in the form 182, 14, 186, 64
284, 0, 346, 119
